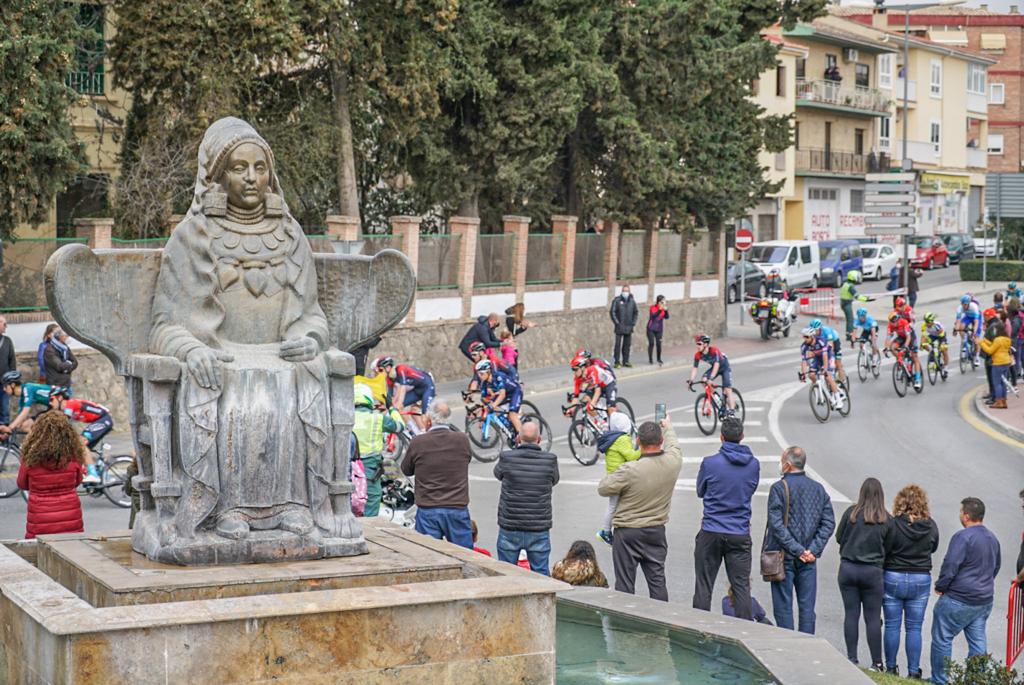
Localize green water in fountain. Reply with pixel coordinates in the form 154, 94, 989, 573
556, 603, 779, 684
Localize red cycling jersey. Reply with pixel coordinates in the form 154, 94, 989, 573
573, 364, 615, 394
694, 346, 727, 368
61, 398, 109, 423
889, 318, 913, 341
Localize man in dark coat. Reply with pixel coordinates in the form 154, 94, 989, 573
609, 286, 639, 368
0, 316, 15, 425
459, 312, 501, 361
493, 421, 559, 574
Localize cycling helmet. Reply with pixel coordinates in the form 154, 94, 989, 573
1009, 282, 1018, 290
846, 270, 862, 283
801, 326, 816, 338
48, 386, 71, 400
888, 311, 900, 323
694, 334, 711, 345
923, 312, 935, 324
467, 341, 486, 354
1, 371, 22, 386
370, 356, 394, 373
894, 296, 906, 308
809, 319, 822, 330
474, 359, 493, 373
574, 348, 592, 361
855, 307, 868, 319
570, 355, 588, 370
960, 295, 972, 305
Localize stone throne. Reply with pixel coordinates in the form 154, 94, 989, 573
44, 244, 415, 565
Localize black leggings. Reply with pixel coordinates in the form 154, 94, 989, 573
647, 330, 663, 363
838, 560, 884, 665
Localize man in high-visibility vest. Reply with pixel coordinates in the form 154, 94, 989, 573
352, 384, 401, 517
838, 270, 871, 338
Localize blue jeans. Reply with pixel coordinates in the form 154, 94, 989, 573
496, 528, 551, 575
883, 571, 931, 674
770, 557, 818, 634
0, 392, 8, 425
414, 506, 473, 549
929, 595, 992, 684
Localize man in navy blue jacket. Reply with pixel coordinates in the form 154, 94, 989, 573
459, 313, 501, 361
929, 497, 1001, 685
693, 417, 760, 620
764, 446, 835, 634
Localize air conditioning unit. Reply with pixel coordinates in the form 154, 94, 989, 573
843, 48, 859, 63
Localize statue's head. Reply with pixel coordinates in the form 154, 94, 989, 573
220, 142, 270, 211
190, 117, 284, 219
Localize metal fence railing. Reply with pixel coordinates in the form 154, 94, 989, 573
111, 237, 169, 250
574, 233, 605, 282
618, 231, 647, 279
417, 234, 461, 290
360, 233, 402, 255
525, 234, 563, 284
475, 233, 515, 287
690, 231, 718, 276
656, 231, 684, 276
0, 238, 88, 312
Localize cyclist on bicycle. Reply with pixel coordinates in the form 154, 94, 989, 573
799, 326, 844, 409
954, 294, 982, 342
466, 341, 515, 390
808, 319, 847, 384
920, 312, 949, 381
475, 359, 523, 435
891, 296, 914, 324
852, 308, 880, 358
687, 334, 735, 412
886, 312, 923, 390
371, 356, 434, 432
567, 353, 618, 417
1008, 282, 1023, 302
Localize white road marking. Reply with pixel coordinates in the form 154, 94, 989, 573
471, 474, 771, 497
674, 420, 762, 428
677, 436, 768, 444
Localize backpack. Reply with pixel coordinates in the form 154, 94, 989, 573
350, 459, 367, 516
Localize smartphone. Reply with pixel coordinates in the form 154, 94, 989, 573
654, 403, 666, 423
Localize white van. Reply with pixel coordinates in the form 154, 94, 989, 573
746, 240, 821, 289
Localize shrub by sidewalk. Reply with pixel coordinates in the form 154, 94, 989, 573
960, 260, 1024, 282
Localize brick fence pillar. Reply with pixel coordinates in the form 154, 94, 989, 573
325, 214, 361, 242
74, 218, 113, 249
644, 229, 660, 300
390, 215, 422, 320
449, 216, 480, 319
684, 234, 695, 302
602, 220, 620, 300
502, 215, 530, 302
551, 215, 578, 309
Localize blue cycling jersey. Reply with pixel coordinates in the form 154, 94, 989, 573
481, 370, 520, 402
818, 326, 840, 343
854, 315, 877, 331
801, 337, 832, 360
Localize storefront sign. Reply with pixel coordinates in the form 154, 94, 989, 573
919, 173, 970, 194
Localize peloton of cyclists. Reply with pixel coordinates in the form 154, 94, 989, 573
687, 334, 736, 412
475, 359, 524, 435
920, 312, 949, 380
799, 325, 845, 409
886, 311, 923, 390
370, 356, 435, 432
566, 350, 618, 417
851, 308, 880, 359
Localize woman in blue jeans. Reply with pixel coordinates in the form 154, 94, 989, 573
882, 485, 939, 679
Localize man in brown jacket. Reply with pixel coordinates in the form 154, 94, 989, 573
401, 398, 474, 548
598, 417, 682, 600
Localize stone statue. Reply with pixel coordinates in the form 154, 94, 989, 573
45, 117, 415, 565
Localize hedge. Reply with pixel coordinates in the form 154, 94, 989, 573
958, 259, 1024, 281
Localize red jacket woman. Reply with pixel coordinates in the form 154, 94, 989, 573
16, 410, 84, 539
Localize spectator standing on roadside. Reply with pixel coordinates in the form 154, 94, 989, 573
882, 484, 939, 679
458, 313, 501, 361
1008, 299, 1022, 386
887, 259, 902, 304
552, 540, 609, 588
493, 421, 559, 575
609, 286, 638, 368
37, 323, 58, 383
43, 329, 77, 389
929, 497, 1001, 685
764, 446, 835, 634
980, 312, 1013, 409
693, 417, 760, 620
0, 316, 15, 425
400, 399, 473, 548
836, 477, 890, 671
646, 295, 669, 366
505, 302, 535, 337
899, 264, 921, 309
597, 417, 682, 601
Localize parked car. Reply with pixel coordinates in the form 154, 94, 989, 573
747, 240, 821, 289
726, 260, 768, 303
910, 236, 949, 269
860, 243, 899, 281
818, 239, 864, 287
973, 236, 998, 258
939, 233, 975, 263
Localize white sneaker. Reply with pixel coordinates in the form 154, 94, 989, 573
82, 472, 100, 485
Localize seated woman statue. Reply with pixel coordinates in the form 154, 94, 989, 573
150, 117, 335, 543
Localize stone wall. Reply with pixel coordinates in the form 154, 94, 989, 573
15, 349, 130, 428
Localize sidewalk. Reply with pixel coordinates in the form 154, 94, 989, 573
969, 384, 1024, 445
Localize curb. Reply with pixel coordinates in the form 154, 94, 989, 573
968, 386, 1024, 445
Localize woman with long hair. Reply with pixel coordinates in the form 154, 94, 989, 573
16, 411, 86, 539
835, 477, 890, 671
646, 294, 669, 365
552, 540, 609, 587
36, 323, 59, 383
882, 485, 939, 679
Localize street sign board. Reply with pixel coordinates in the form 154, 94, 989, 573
865, 215, 915, 226
866, 172, 915, 183
866, 182, 915, 193
864, 171, 917, 237
865, 193, 916, 205
735, 228, 753, 252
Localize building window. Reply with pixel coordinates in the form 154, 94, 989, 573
794, 122, 800, 149
826, 54, 838, 70
981, 33, 1007, 51
796, 58, 806, 80
809, 188, 838, 201
879, 117, 892, 152
879, 54, 893, 89
855, 128, 865, 155
66, 3, 105, 96
988, 133, 1004, 154
855, 63, 870, 88
967, 64, 986, 94
850, 189, 865, 213
930, 120, 941, 153
930, 59, 942, 97
776, 65, 786, 97
990, 82, 1005, 104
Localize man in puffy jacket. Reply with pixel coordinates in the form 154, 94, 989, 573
493, 421, 559, 574
459, 313, 501, 361
609, 286, 638, 368
693, 417, 760, 619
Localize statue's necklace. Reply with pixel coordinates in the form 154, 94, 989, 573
226, 203, 265, 225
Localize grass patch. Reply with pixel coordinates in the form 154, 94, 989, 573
863, 669, 918, 684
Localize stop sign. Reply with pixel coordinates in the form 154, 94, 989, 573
735, 228, 754, 252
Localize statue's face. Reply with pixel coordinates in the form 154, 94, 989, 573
221, 142, 270, 211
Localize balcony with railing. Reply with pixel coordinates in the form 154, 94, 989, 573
795, 148, 890, 176
796, 79, 892, 116
905, 140, 940, 166
966, 146, 987, 169
967, 91, 987, 114
895, 78, 917, 103
66, 71, 104, 96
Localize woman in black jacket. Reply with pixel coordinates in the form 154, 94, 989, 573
836, 477, 890, 672
882, 485, 939, 679
43, 329, 77, 388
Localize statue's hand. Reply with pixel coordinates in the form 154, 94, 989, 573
280, 336, 318, 362
186, 347, 234, 390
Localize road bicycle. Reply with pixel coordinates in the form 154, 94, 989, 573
465, 405, 552, 463
801, 370, 850, 423
854, 338, 881, 382
923, 341, 948, 386
958, 332, 979, 374
690, 380, 746, 436
565, 393, 635, 426
890, 346, 923, 398
381, 408, 423, 463
560, 403, 637, 467
462, 389, 541, 430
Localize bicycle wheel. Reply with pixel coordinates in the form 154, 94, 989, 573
871, 349, 882, 379
466, 417, 499, 449
959, 342, 969, 374
694, 394, 718, 436
892, 362, 908, 398
0, 443, 22, 498
809, 384, 830, 423
521, 413, 553, 452
611, 397, 635, 424
568, 419, 600, 466
927, 352, 938, 386
519, 399, 540, 417
725, 389, 746, 425
837, 383, 852, 417
102, 456, 134, 508
857, 348, 869, 383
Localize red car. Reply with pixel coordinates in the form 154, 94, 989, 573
910, 237, 949, 270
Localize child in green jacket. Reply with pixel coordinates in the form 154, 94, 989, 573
595, 411, 640, 545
